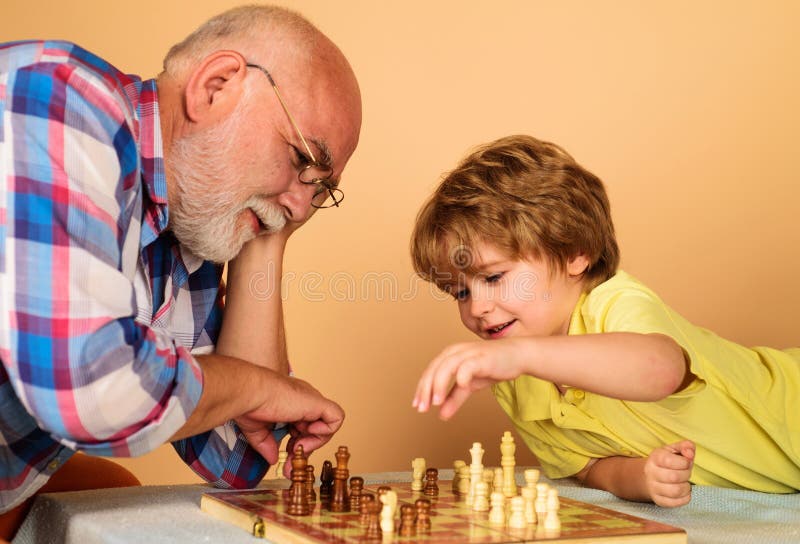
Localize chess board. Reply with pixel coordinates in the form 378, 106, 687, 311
201, 481, 686, 543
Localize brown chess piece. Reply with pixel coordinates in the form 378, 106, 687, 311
330, 446, 351, 512
364, 495, 382, 540
305, 465, 316, 503
360, 493, 375, 526
398, 504, 417, 537
349, 476, 364, 512
319, 460, 334, 504
415, 498, 432, 533
287, 445, 311, 515
423, 467, 439, 496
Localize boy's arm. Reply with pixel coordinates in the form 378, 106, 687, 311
416, 332, 691, 418
575, 440, 695, 507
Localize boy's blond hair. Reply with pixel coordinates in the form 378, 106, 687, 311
411, 134, 619, 291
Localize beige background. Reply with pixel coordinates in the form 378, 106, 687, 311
2, 1, 798, 485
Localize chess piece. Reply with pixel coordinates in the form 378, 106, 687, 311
500, 431, 517, 497
379, 490, 398, 533
365, 497, 382, 540
305, 465, 316, 503
398, 504, 416, 536
320, 460, 334, 503
472, 480, 489, 512
483, 467, 494, 487
544, 488, 561, 532
287, 445, 311, 515
524, 468, 540, 490
411, 457, 426, 492
522, 486, 537, 524
360, 493, 375, 526
467, 442, 484, 507
457, 465, 470, 496
274, 450, 288, 479
492, 467, 503, 494
414, 498, 432, 533
489, 491, 505, 526
535, 483, 549, 525
507, 496, 526, 529
349, 476, 364, 512
452, 460, 466, 494
330, 446, 350, 512
423, 468, 439, 496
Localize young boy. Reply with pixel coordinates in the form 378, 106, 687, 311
410, 135, 800, 507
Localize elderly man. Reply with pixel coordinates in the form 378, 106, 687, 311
0, 5, 361, 538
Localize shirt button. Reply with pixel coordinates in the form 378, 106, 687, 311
573, 389, 585, 399
47, 459, 60, 471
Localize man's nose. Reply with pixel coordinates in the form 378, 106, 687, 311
277, 180, 317, 221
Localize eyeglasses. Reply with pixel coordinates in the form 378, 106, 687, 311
246, 63, 343, 208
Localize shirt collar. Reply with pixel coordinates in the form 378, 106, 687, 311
135, 78, 169, 249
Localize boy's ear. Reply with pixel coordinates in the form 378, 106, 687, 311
567, 254, 590, 277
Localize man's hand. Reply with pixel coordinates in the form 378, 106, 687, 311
644, 440, 695, 507
412, 339, 528, 420
235, 373, 344, 473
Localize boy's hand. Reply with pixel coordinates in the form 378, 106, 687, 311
644, 440, 695, 507
412, 339, 528, 420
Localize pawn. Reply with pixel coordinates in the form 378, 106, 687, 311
349, 476, 364, 512
423, 468, 439, 496
398, 504, 416, 536
457, 466, 470, 496
365, 497, 382, 540
522, 486, 537, 524
507, 496, 526, 529
492, 468, 504, 494
305, 465, 316, 503
488, 491, 505, 526
535, 483, 549, 525
544, 488, 561, 532
415, 498, 432, 533
452, 460, 466, 494
472, 481, 489, 512
360, 493, 375, 526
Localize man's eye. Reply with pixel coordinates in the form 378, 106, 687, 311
292, 146, 312, 166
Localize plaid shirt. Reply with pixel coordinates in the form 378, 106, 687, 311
0, 40, 270, 512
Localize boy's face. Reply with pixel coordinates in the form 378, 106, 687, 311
448, 243, 587, 340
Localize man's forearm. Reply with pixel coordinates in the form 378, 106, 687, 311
217, 234, 289, 374
578, 455, 652, 502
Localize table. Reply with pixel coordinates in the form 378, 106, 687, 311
13, 470, 800, 544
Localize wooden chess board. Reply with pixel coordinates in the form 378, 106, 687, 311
201, 481, 687, 543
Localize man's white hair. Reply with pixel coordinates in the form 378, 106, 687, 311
162, 4, 321, 77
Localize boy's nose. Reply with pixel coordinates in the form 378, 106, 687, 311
469, 293, 494, 318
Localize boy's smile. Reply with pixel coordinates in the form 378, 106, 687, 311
452, 243, 589, 340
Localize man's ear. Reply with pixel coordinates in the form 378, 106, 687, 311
567, 254, 590, 277
184, 50, 248, 124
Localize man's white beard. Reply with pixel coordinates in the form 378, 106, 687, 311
167, 93, 286, 264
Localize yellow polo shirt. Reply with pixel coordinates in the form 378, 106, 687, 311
493, 270, 800, 492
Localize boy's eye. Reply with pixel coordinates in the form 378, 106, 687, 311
452, 288, 470, 301
485, 273, 503, 284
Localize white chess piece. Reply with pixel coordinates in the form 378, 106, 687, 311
467, 442, 484, 507
544, 488, 561, 532
473, 481, 490, 512
524, 468, 540, 489
535, 483, 549, 525
492, 467, 504, 494
522, 486, 537, 524
489, 491, 505, 526
458, 466, 471, 495
380, 490, 398, 533
453, 460, 466, 494
411, 458, 426, 492
507, 496, 527, 529
500, 431, 517, 497
274, 451, 288, 479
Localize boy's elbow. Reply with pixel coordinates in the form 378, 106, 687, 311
648, 334, 691, 399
